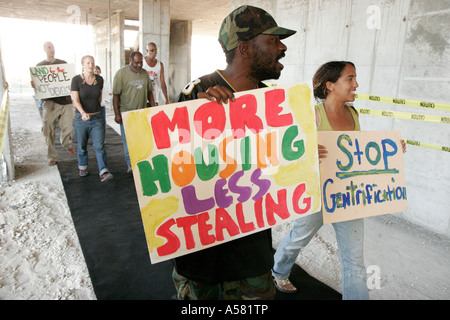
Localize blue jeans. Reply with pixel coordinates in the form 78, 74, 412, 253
120, 123, 130, 167
73, 108, 109, 176
272, 211, 369, 300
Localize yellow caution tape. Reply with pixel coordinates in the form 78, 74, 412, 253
0, 82, 10, 155
355, 107, 450, 124
265, 87, 450, 152
404, 139, 450, 153
355, 93, 450, 112
356, 107, 449, 152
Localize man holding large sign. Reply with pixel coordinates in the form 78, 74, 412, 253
173, 6, 304, 300
122, 6, 320, 300
30, 42, 75, 166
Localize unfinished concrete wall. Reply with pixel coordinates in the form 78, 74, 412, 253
231, 0, 450, 236
93, 12, 125, 84
169, 20, 192, 101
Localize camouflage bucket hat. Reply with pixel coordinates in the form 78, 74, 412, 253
218, 5, 296, 52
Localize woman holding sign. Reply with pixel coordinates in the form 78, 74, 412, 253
272, 61, 369, 299
71, 55, 113, 182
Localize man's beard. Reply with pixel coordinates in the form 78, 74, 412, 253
130, 64, 142, 73
249, 45, 285, 81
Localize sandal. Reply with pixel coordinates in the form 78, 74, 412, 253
100, 171, 113, 182
274, 278, 297, 293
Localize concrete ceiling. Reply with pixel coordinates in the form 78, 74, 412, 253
0, 0, 231, 37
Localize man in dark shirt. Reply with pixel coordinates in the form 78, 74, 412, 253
35, 42, 74, 166
173, 5, 296, 300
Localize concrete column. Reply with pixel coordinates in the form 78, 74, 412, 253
139, 0, 170, 72
169, 20, 192, 101
94, 12, 124, 83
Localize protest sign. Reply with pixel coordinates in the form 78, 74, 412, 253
318, 131, 407, 224
122, 83, 321, 263
30, 64, 75, 99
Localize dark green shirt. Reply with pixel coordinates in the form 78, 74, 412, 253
112, 66, 153, 112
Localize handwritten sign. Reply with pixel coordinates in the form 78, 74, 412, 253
30, 64, 75, 99
318, 131, 407, 224
122, 83, 321, 263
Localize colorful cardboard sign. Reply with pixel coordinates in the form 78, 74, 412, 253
122, 83, 321, 263
30, 63, 75, 99
318, 131, 407, 224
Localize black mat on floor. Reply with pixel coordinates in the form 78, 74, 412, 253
55, 125, 176, 300
55, 124, 341, 300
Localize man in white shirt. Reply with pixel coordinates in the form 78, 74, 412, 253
143, 42, 170, 106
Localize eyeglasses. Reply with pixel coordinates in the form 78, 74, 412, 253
149, 49, 158, 53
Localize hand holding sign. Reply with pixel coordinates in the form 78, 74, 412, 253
318, 144, 328, 162
198, 85, 236, 104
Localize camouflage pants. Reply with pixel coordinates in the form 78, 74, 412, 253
172, 268, 275, 300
